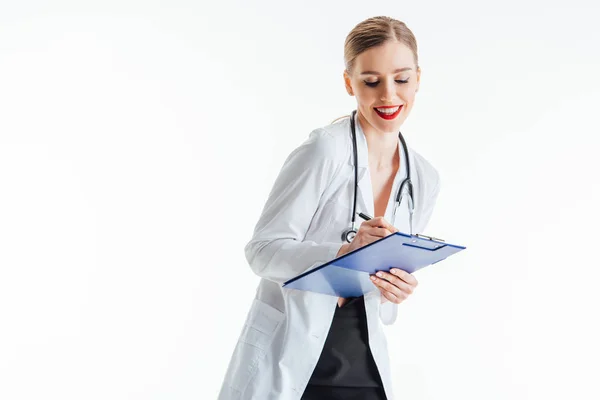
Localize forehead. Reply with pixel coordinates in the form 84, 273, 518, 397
354, 41, 415, 74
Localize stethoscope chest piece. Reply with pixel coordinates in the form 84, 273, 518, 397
341, 227, 357, 243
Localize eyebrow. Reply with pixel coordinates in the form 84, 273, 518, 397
360, 67, 412, 75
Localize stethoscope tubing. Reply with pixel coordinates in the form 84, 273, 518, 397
343, 109, 413, 243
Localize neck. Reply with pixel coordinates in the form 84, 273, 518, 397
357, 112, 400, 170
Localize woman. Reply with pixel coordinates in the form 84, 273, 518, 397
218, 16, 441, 400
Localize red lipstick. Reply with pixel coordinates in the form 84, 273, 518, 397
374, 105, 403, 120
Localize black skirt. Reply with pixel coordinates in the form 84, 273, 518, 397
301, 296, 387, 400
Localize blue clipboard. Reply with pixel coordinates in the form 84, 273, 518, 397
282, 232, 466, 298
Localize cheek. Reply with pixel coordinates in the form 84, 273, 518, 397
355, 88, 376, 105
398, 86, 417, 102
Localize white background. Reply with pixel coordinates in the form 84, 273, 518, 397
1, 1, 599, 399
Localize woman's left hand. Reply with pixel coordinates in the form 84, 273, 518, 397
370, 268, 418, 304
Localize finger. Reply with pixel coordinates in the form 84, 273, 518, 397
390, 268, 418, 287
353, 235, 381, 249
354, 229, 388, 244
351, 232, 387, 249
367, 217, 399, 233
374, 271, 414, 295
379, 286, 400, 304
371, 274, 408, 299
366, 227, 395, 238
373, 279, 408, 304
360, 224, 397, 237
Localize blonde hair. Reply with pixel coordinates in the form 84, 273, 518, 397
331, 16, 419, 124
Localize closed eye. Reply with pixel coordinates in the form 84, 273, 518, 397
364, 79, 409, 88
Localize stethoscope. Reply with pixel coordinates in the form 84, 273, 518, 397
341, 110, 414, 243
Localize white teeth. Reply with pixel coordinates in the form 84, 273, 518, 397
375, 106, 400, 114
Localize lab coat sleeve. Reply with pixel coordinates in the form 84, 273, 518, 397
379, 166, 441, 325
244, 128, 344, 285
379, 295, 398, 325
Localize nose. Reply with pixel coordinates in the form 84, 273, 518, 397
380, 79, 396, 103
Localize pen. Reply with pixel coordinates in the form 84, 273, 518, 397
357, 212, 373, 221
357, 212, 401, 234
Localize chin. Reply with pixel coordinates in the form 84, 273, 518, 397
373, 117, 404, 133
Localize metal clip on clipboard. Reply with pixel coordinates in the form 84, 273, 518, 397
414, 233, 445, 242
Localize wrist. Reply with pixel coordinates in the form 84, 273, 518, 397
337, 243, 350, 257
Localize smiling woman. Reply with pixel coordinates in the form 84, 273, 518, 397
342, 23, 420, 143
217, 16, 440, 400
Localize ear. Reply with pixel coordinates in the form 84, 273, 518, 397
415, 66, 421, 93
343, 70, 354, 96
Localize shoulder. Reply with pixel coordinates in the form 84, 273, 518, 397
408, 146, 442, 233
409, 146, 441, 190
293, 116, 352, 164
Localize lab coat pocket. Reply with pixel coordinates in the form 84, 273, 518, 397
225, 298, 285, 394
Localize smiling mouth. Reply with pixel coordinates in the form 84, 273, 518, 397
374, 105, 403, 119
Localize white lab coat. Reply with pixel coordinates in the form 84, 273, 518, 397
218, 113, 440, 400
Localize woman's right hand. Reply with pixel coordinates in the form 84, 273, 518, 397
337, 216, 399, 257
336, 217, 398, 307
